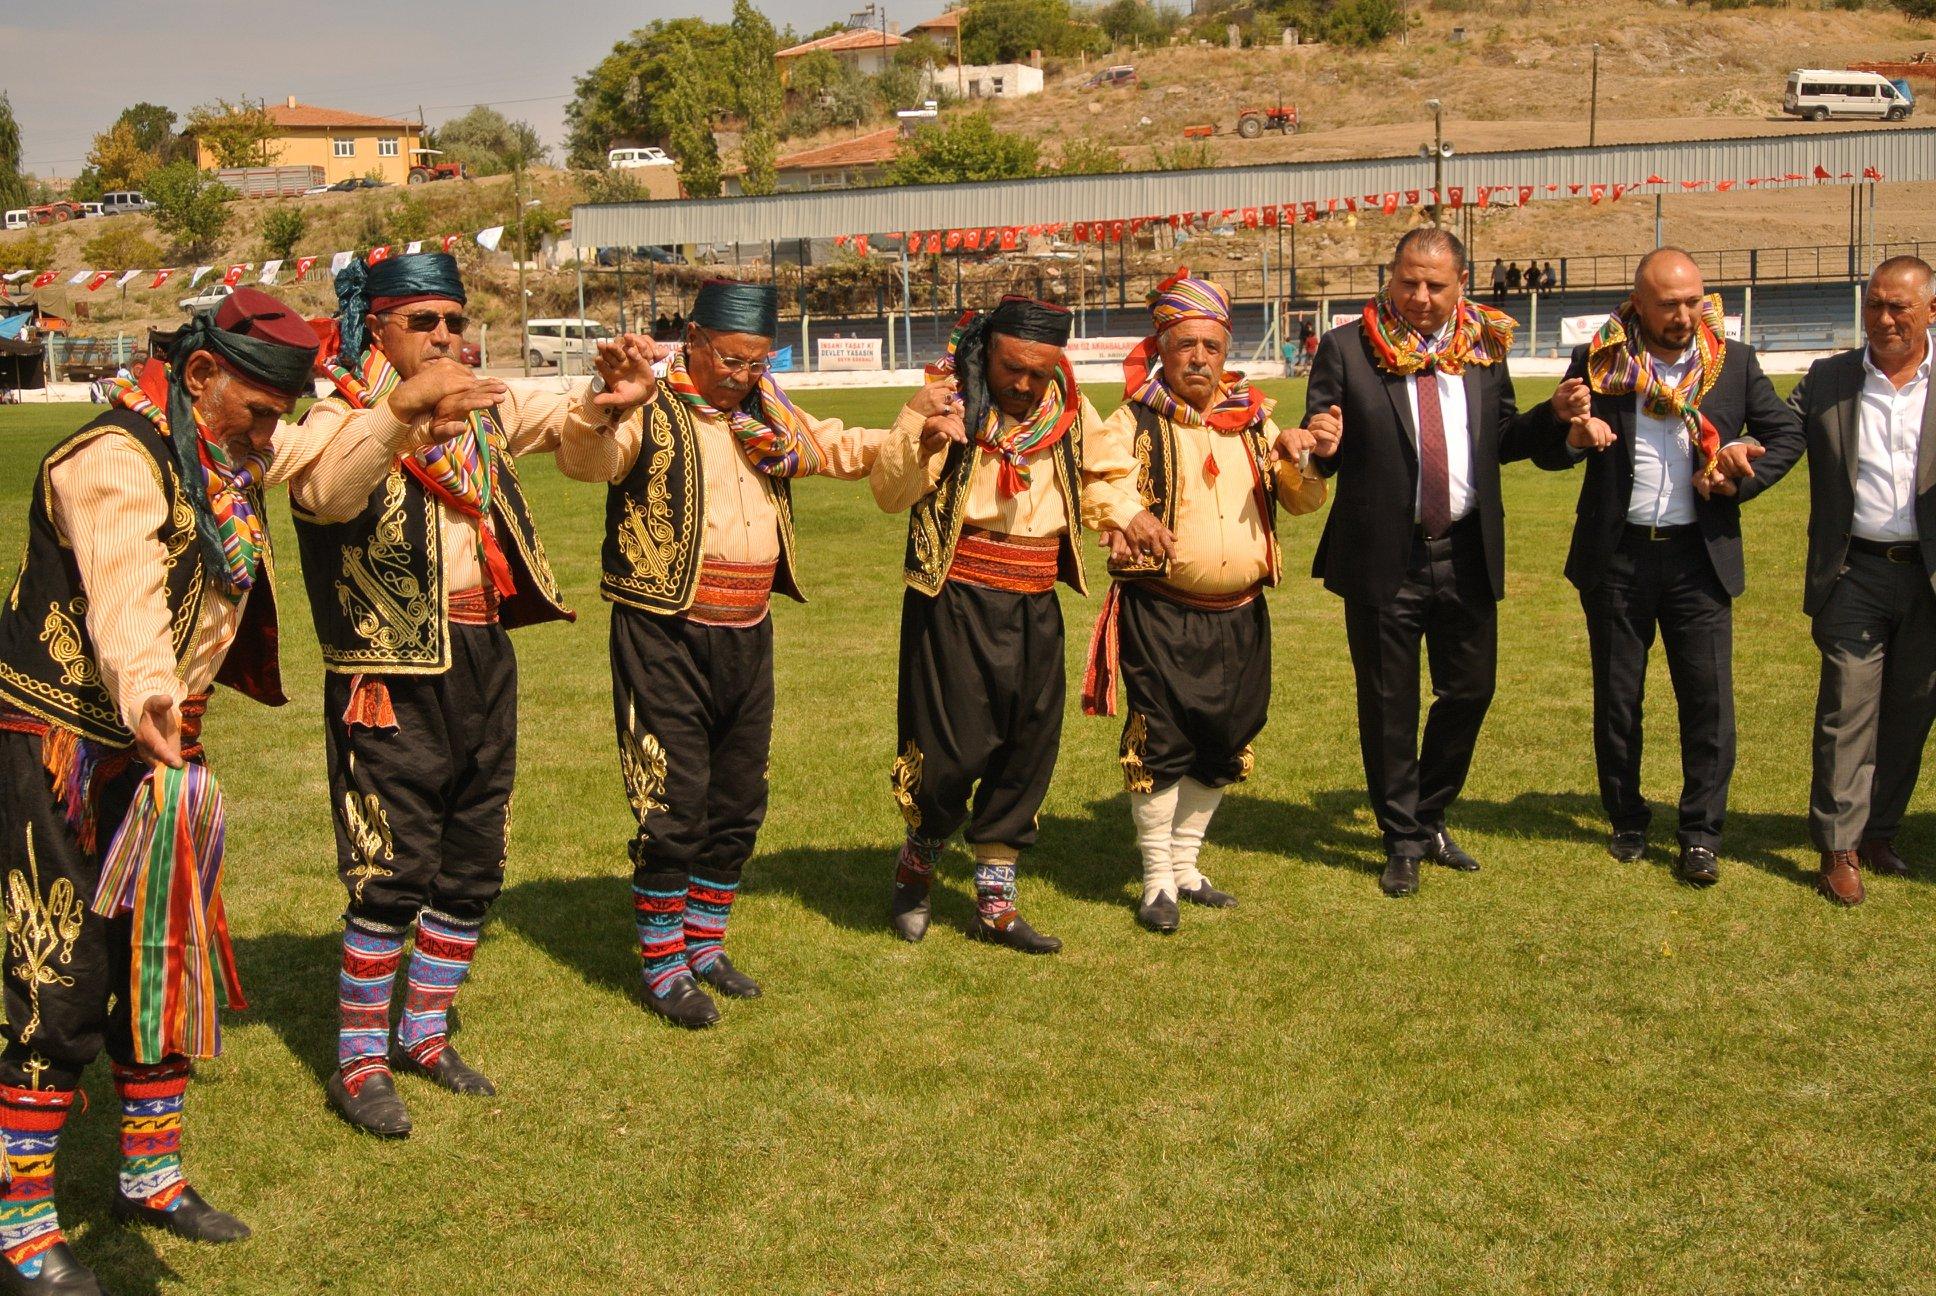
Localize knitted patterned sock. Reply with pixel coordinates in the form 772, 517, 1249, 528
111, 1058, 190, 1211
1130, 784, 1180, 905
684, 869, 740, 974
395, 914, 482, 1067
895, 832, 943, 892
973, 856, 1019, 929
633, 881, 690, 998
1171, 777, 1227, 892
338, 923, 405, 1094
0, 1085, 74, 1279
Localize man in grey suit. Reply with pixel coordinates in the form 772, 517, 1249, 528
1732, 255, 1936, 905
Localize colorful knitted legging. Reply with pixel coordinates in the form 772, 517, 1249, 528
634, 883, 688, 997
338, 923, 406, 1094
0, 1085, 74, 1279
684, 866, 740, 973
112, 1058, 190, 1210
395, 913, 481, 1066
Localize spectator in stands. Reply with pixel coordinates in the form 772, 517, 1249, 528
1525, 263, 1545, 294
1490, 259, 1508, 302
1544, 261, 1559, 294
1506, 262, 1523, 295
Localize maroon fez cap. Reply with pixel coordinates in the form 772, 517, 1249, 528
214, 287, 324, 353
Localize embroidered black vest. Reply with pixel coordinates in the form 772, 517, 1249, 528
292, 398, 572, 675
1109, 403, 1283, 587
901, 400, 1088, 597
599, 388, 803, 615
0, 409, 284, 746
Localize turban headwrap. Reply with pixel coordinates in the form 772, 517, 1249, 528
926, 296, 1077, 498
985, 295, 1073, 347
1146, 268, 1232, 333
332, 252, 467, 367
692, 280, 780, 339
1121, 269, 1267, 435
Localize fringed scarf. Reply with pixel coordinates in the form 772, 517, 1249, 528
928, 311, 1078, 498
91, 762, 246, 1063
1121, 339, 1272, 434
105, 369, 267, 600
1585, 293, 1729, 473
1362, 292, 1516, 376
665, 347, 825, 478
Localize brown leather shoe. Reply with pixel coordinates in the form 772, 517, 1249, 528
1859, 838, 1912, 878
1818, 850, 1865, 907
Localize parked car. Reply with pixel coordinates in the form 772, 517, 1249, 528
2, 210, 29, 231
79, 202, 104, 218
1081, 65, 1138, 90
1783, 68, 1914, 121
100, 190, 156, 215
524, 318, 614, 369
179, 282, 235, 313
608, 147, 675, 170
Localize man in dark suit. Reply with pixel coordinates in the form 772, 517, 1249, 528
1727, 255, 1936, 905
1528, 248, 1804, 886
1288, 228, 1588, 896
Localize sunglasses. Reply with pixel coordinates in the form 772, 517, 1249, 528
382, 309, 470, 335
693, 328, 769, 379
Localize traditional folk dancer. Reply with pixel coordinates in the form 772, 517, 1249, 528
556, 282, 887, 1029
1081, 271, 1327, 932
0, 291, 416, 1295
872, 297, 1149, 953
297, 253, 654, 1135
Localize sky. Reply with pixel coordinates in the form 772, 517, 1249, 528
2, 0, 905, 178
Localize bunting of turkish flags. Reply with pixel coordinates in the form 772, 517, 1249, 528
441, 233, 462, 253
222, 264, 246, 287
85, 271, 113, 292
149, 269, 175, 289
368, 246, 392, 264
294, 256, 318, 281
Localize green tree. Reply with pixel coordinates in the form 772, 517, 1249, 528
0, 92, 27, 212
887, 113, 1039, 185
261, 205, 308, 260
4, 231, 57, 272
186, 97, 279, 168
428, 106, 546, 177
115, 102, 184, 162
82, 223, 164, 270
784, 51, 873, 136
564, 18, 735, 169
1266, 0, 1409, 46
1053, 137, 1125, 174
83, 121, 161, 191
146, 162, 233, 255
732, 0, 782, 196
1098, 0, 1175, 46
661, 32, 724, 197
960, 0, 1107, 63
1891, 0, 1936, 14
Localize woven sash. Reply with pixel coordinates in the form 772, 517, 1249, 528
688, 560, 778, 627
944, 528, 1059, 594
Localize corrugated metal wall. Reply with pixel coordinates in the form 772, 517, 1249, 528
573, 127, 1935, 249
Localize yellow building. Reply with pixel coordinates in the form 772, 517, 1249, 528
194, 98, 421, 186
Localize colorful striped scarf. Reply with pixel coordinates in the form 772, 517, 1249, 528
665, 347, 824, 478
928, 312, 1078, 498
92, 763, 246, 1063
1585, 294, 1728, 473
1121, 339, 1271, 433
1362, 292, 1516, 376
106, 373, 266, 599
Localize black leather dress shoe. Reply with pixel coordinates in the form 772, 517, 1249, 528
1608, 831, 1647, 863
1428, 828, 1480, 872
391, 1042, 496, 1096
1136, 891, 1179, 933
967, 914, 1062, 954
1380, 855, 1420, 897
889, 883, 931, 943
2, 1242, 105, 1295
1676, 845, 1721, 887
1178, 879, 1237, 908
113, 1185, 251, 1243
694, 954, 762, 999
644, 975, 719, 1029
325, 1068, 411, 1139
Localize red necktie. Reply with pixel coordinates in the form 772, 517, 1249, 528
1415, 368, 1452, 535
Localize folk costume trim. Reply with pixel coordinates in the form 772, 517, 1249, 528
1361, 292, 1515, 376
665, 348, 826, 479
1123, 268, 1274, 435
1585, 293, 1729, 474
927, 311, 1079, 498
944, 528, 1060, 594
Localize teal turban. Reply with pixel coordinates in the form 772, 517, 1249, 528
333, 252, 468, 366
691, 281, 779, 339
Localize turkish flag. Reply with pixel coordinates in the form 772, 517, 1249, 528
222, 264, 246, 287
853, 236, 869, 257
924, 234, 942, 255
1681, 180, 1704, 191
86, 271, 113, 292
834, 235, 849, 248
1568, 184, 1583, 196
1242, 207, 1261, 228
1027, 224, 1042, 236
1612, 184, 1626, 201
1446, 187, 1464, 209
441, 233, 461, 253
944, 230, 962, 251
1344, 198, 1358, 213
294, 256, 318, 281
1477, 186, 1493, 206
1518, 186, 1534, 206
1074, 224, 1091, 243
149, 269, 175, 289
1646, 174, 1666, 186
368, 245, 392, 264
1380, 194, 1398, 216
30, 270, 56, 289
1716, 180, 1735, 192
1302, 203, 1318, 223
1589, 184, 1606, 205
1000, 228, 1019, 251
1545, 184, 1560, 194
1110, 220, 1126, 242
1813, 164, 1832, 180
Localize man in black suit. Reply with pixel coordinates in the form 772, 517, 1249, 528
1727, 255, 1936, 905
1529, 248, 1804, 886
1288, 228, 1588, 896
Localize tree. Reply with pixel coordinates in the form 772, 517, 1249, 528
1053, 137, 1125, 174
660, 32, 724, 197
82, 223, 164, 271
732, 0, 782, 196
84, 121, 161, 191
116, 102, 184, 162
784, 51, 873, 136
959, 0, 1108, 64
146, 162, 233, 255
564, 18, 735, 169
1098, 0, 1177, 47
3, 231, 57, 272
1265, 0, 1409, 46
185, 98, 279, 168
0, 92, 26, 212
429, 106, 546, 177
261, 205, 308, 260
887, 113, 1039, 185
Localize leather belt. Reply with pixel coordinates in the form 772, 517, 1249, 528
1849, 536, 1922, 564
1624, 522, 1699, 542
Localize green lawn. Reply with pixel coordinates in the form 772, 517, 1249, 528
1, 375, 1931, 1295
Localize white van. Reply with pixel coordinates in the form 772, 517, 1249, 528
1784, 69, 1913, 121
2, 210, 29, 231
524, 318, 614, 370
607, 147, 675, 170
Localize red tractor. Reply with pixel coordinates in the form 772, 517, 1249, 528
407, 149, 467, 184
1236, 105, 1299, 139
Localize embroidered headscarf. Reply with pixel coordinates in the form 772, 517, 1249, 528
1122, 268, 1271, 433
926, 297, 1078, 498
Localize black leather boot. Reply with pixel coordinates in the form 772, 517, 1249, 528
112, 1185, 251, 1243
644, 975, 719, 1028
693, 955, 762, 999
1, 1243, 106, 1295
967, 914, 1062, 954
325, 1068, 411, 1139
391, 1042, 496, 1096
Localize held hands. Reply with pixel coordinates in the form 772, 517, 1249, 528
908, 379, 958, 419
592, 334, 661, 417
387, 358, 508, 442
919, 411, 967, 454
1549, 377, 1592, 424
1119, 509, 1177, 563
1567, 416, 1617, 452
1695, 440, 1765, 499
133, 694, 183, 770
1271, 422, 1315, 466
1305, 405, 1343, 459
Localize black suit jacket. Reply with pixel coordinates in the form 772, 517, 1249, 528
1742, 346, 1936, 616
1304, 321, 1560, 607
1527, 341, 1803, 599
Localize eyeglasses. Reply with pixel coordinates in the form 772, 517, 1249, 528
382, 309, 470, 336
693, 328, 769, 379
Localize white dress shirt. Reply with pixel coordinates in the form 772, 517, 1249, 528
1852, 344, 1929, 543
1627, 347, 1700, 527
1400, 321, 1474, 524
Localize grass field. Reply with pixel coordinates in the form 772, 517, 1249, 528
2, 375, 1932, 1296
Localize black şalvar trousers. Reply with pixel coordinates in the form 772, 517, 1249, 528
1116, 583, 1271, 793
1341, 517, 1498, 856
610, 604, 775, 895
323, 621, 519, 934
895, 581, 1064, 851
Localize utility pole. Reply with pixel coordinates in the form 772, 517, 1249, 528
1423, 98, 1447, 228
1589, 44, 1601, 148
514, 160, 530, 378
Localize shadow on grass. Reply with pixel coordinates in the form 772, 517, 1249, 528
231, 930, 344, 1092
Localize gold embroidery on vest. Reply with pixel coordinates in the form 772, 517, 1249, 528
890, 740, 924, 830
1120, 712, 1154, 794
340, 755, 396, 904
39, 602, 97, 688
492, 451, 567, 607
5, 825, 85, 1045
619, 697, 668, 823
336, 473, 440, 662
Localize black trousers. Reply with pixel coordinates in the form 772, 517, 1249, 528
1117, 585, 1271, 793
323, 622, 518, 932
1580, 529, 1734, 849
895, 582, 1064, 851
0, 732, 148, 1089
611, 605, 774, 893
1342, 519, 1498, 855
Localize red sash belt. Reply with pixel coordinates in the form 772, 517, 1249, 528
448, 585, 499, 626
689, 559, 778, 628
945, 527, 1060, 595
1081, 579, 1263, 717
